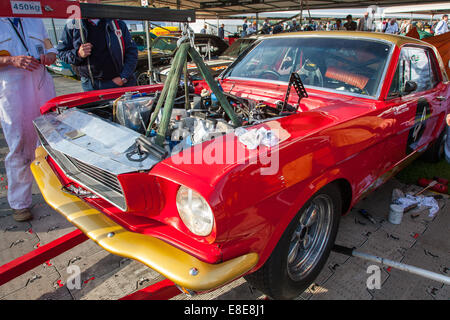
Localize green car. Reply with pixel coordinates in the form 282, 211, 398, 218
131, 31, 157, 51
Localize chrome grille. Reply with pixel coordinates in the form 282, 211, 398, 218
65, 156, 122, 194
36, 128, 127, 211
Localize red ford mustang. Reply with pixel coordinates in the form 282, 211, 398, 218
32, 31, 449, 299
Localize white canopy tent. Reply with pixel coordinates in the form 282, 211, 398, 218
383, 2, 450, 15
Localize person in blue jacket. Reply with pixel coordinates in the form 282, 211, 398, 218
57, 1, 138, 91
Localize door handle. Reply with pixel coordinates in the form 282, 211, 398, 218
435, 96, 447, 101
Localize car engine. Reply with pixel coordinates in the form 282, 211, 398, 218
78, 84, 296, 158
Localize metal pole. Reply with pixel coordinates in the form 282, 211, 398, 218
306, 0, 311, 23
208, 39, 211, 60
0, 230, 87, 286
184, 60, 189, 110
300, 0, 303, 26
217, 15, 219, 36
177, 0, 181, 29
51, 18, 58, 45
141, 1, 154, 84
78, 19, 95, 86
333, 245, 450, 285
145, 19, 154, 84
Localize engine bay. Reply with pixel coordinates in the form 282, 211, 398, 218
74, 84, 298, 159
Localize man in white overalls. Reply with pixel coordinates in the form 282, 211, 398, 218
0, 18, 56, 221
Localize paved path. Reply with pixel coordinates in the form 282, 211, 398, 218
0, 75, 448, 300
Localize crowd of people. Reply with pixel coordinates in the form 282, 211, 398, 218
238, 13, 449, 37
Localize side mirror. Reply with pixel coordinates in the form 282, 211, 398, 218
402, 80, 417, 95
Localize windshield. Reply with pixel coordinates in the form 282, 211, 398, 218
223, 37, 392, 97
221, 38, 256, 58
152, 37, 178, 53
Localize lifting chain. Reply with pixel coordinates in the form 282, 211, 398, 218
178, 21, 195, 48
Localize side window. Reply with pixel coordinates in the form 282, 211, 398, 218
388, 49, 409, 97
388, 46, 437, 98
407, 47, 432, 92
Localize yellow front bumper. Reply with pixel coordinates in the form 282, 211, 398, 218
31, 147, 258, 292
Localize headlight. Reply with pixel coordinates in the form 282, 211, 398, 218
176, 186, 214, 236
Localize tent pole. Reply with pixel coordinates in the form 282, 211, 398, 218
300, 0, 303, 25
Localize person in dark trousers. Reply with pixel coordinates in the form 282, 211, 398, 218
57, 1, 138, 91
262, 19, 272, 34
241, 19, 248, 37
218, 24, 225, 39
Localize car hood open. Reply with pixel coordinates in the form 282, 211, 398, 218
33, 108, 160, 175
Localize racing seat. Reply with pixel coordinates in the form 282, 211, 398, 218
324, 67, 369, 91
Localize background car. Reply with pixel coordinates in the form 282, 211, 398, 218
46, 58, 77, 78
136, 33, 229, 85
157, 36, 258, 82
131, 31, 157, 51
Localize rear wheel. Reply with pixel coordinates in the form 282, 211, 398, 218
245, 184, 341, 300
422, 125, 447, 162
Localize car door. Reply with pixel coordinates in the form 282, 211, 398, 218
405, 46, 446, 153
382, 45, 443, 167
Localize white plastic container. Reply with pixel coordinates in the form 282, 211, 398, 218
388, 204, 404, 225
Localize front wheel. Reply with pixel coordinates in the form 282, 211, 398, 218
245, 184, 342, 299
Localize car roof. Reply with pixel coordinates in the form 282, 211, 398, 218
262, 31, 433, 48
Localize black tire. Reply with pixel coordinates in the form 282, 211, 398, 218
422, 125, 447, 163
245, 183, 342, 300
137, 72, 150, 85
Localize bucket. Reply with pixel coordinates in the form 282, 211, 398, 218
388, 204, 404, 225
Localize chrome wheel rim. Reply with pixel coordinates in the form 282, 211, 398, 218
287, 194, 333, 281
137, 72, 150, 85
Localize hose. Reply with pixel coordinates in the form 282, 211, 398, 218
112, 95, 125, 123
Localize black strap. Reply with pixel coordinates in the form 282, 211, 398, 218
8, 18, 30, 55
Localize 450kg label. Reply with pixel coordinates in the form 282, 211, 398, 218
10, 1, 43, 15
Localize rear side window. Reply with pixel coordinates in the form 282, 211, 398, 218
388, 50, 408, 97
388, 46, 439, 98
